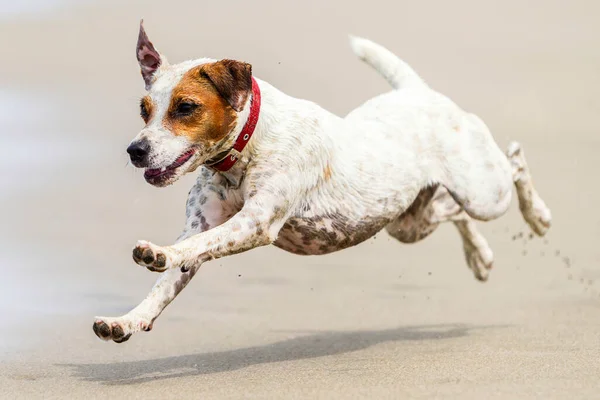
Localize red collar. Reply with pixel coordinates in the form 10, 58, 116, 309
207, 77, 261, 172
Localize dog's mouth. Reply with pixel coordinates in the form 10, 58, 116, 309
144, 149, 196, 185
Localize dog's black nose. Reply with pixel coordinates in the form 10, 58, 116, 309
127, 141, 149, 165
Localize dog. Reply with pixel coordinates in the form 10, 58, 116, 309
93, 21, 551, 343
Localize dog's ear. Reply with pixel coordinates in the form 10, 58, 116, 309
201, 60, 252, 112
136, 20, 167, 90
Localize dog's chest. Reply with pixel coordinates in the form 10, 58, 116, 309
273, 212, 390, 255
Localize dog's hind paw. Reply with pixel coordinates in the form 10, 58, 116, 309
132, 240, 172, 272
507, 141, 552, 236
520, 193, 551, 237
464, 242, 493, 282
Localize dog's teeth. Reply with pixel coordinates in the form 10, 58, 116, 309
161, 167, 166, 172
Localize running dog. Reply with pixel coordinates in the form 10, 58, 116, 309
93, 21, 551, 343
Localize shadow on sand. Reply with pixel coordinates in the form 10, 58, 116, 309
63, 324, 482, 385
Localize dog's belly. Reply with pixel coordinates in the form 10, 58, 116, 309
273, 213, 391, 255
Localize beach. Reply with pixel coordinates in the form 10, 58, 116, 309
0, 0, 599, 398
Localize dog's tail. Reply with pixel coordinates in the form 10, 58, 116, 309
349, 35, 425, 89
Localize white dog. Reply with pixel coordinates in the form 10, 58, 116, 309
93, 21, 551, 343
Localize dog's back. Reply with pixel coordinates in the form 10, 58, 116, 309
345, 37, 514, 221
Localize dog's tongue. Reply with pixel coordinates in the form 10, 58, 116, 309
145, 150, 195, 178
175, 151, 193, 164
145, 168, 162, 177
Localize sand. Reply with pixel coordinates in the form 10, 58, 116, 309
1, 0, 599, 398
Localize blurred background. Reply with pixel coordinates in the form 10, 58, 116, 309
0, 0, 599, 398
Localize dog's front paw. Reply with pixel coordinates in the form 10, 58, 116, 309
132, 240, 172, 272
93, 316, 152, 343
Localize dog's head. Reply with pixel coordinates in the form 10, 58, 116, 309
127, 21, 253, 187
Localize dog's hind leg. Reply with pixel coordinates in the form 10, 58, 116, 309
507, 142, 551, 236
386, 185, 453, 243
387, 185, 493, 281
440, 117, 514, 222
451, 215, 494, 281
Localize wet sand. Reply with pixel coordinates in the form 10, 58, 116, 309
1, 0, 599, 398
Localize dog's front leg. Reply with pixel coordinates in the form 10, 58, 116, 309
92, 170, 244, 343
92, 266, 200, 343
131, 195, 290, 273
93, 192, 292, 343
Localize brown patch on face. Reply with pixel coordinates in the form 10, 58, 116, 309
323, 163, 332, 181
140, 96, 154, 124
201, 59, 253, 112
163, 65, 237, 144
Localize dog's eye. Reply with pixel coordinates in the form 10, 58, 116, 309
140, 101, 149, 121
175, 102, 199, 116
